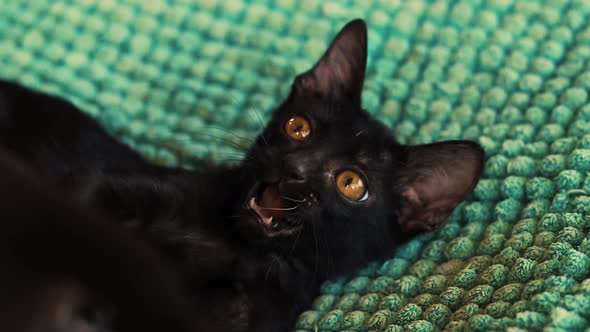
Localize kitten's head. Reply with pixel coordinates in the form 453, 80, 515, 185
240, 19, 484, 275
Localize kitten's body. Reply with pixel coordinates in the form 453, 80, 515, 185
0, 151, 208, 332
0, 20, 484, 331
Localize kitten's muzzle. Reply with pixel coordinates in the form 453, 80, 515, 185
244, 182, 304, 236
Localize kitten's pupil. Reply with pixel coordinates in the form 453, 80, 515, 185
285, 116, 311, 141
335, 170, 367, 202
344, 177, 353, 187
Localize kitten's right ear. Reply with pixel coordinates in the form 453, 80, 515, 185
397, 141, 485, 235
293, 19, 367, 104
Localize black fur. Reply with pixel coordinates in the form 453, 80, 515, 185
0, 151, 210, 332
0, 19, 484, 332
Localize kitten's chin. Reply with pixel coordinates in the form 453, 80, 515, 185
242, 182, 303, 238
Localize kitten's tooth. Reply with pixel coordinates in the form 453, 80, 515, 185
249, 197, 255, 209
264, 216, 273, 225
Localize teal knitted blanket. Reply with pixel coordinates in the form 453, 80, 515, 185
2, 1, 590, 331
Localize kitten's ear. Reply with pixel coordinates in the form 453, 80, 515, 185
398, 141, 485, 234
294, 19, 367, 103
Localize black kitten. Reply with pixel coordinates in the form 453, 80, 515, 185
0, 19, 484, 332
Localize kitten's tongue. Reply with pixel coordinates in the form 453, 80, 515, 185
259, 184, 285, 219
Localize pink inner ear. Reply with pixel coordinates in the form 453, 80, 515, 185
399, 186, 458, 234
414, 165, 479, 203
397, 142, 484, 234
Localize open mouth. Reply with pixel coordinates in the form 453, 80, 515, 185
248, 182, 288, 228
245, 181, 307, 236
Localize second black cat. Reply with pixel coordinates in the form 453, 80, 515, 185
0, 19, 484, 331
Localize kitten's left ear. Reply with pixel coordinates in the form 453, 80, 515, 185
398, 141, 485, 234
294, 19, 367, 104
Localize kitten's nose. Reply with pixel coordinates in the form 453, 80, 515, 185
282, 155, 307, 185
284, 168, 306, 184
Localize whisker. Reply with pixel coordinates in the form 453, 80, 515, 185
281, 195, 306, 203
202, 125, 255, 144
166, 123, 254, 144
251, 108, 269, 146
207, 159, 244, 164
166, 134, 250, 152
207, 152, 246, 157
321, 230, 334, 279
228, 93, 269, 146
264, 255, 279, 281
258, 205, 298, 211
289, 221, 304, 254
311, 217, 319, 277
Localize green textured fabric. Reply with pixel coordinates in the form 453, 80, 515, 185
2, 0, 590, 331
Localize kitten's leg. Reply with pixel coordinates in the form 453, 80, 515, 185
0, 80, 150, 182
63, 169, 241, 283
0, 150, 248, 332
0, 150, 199, 332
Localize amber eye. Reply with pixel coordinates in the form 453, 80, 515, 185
336, 170, 369, 202
285, 116, 311, 141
